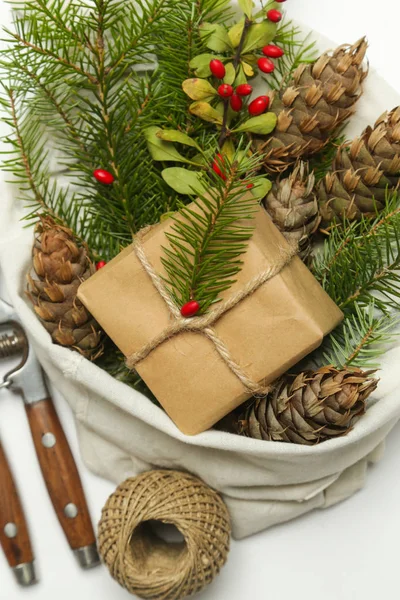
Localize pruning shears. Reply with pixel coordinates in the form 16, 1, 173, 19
0, 297, 100, 586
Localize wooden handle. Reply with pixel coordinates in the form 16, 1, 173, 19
25, 398, 96, 552
0, 440, 34, 568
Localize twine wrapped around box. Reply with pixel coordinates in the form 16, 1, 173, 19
98, 470, 231, 600
126, 226, 298, 396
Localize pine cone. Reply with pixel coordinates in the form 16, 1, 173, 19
263, 162, 320, 261
253, 39, 368, 174
235, 366, 378, 445
318, 107, 400, 223
27, 217, 103, 360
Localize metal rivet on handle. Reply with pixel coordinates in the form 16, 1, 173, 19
4, 522, 18, 538
64, 503, 78, 519
41, 432, 56, 448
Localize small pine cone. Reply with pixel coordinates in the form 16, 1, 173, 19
263, 162, 320, 261
27, 217, 103, 360
236, 366, 378, 445
318, 107, 400, 223
253, 39, 368, 174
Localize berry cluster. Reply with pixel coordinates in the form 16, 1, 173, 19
209, 41, 284, 119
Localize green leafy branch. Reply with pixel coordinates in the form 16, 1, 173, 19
161, 150, 264, 311
183, 1, 281, 150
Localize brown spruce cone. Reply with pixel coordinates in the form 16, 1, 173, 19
318, 106, 400, 223
253, 38, 368, 174
235, 366, 378, 445
263, 162, 320, 261
27, 217, 103, 360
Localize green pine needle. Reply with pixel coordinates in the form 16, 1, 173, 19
161, 149, 263, 312
310, 193, 400, 369
318, 303, 398, 369
0, 0, 228, 261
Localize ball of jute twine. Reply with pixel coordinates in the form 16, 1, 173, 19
98, 470, 231, 600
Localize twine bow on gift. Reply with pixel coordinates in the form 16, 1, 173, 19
126, 227, 298, 397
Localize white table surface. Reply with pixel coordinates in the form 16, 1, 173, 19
1, 0, 400, 598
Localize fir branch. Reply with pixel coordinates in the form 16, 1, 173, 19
310, 193, 400, 369
161, 150, 262, 311
313, 194, 400, 315
5, 88, 48, 212
1, 0, 189, 258
316, 304, 398, 370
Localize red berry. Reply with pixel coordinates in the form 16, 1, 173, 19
266, 9, 282, 22
258, 95, 271, 109
230, 94, 243, 112
93, 169, 114, 185
181, 300, 201, 318
236, 83, 253, 97
96, 260, 107, 270
218, 83, 233, 98
275, 0, 286, 2
248, 97, 269, 116
262, 44, 284, 58
209, 59, 226, 79
244, 182, 254, 189
258, 57, 275, 74
212, 153, 227, 180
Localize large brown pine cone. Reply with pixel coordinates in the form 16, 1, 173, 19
27, 217, 103, 360
253, 39, 368, 174
263, 162, 320, 261
235, 366, 378, 445
318, 107, 400, 223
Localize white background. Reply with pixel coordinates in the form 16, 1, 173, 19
1, 0, 400, 599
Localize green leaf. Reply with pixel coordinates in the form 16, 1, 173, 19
157, 130, 201, 150
251, 177, 272, 200
234, 112, 277, 134
242, 61, 254, 77
228, 19, 245, 47
199, 22, 233, 52
144, 127, 191, 163
182, 78, 217, 101
234, 64, 248, 87
189, 53, 218, 69
189, 101, 224, 125
241, 53, 257, 65
161, 168, 207, 195
189, 53, 222, 77
238, 0, 253, 18
221, 139, 235, 160
223, 62, 236, 85
242, 21, 276, 53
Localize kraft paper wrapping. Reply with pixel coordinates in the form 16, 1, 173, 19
78, 206, 343, 435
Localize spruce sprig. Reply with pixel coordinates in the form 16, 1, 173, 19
161, 150, 262, 312
311, 193, 400, 369
313, 194, 400, 315
319, 303, 398, 369
1, 0, 225, 259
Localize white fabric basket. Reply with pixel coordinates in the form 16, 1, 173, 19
1, 27, 400, 540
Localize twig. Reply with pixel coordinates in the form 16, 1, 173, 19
218, 17, 251, 148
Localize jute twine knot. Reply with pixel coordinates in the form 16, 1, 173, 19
126, 226, 298, 397
98, 470, 231, 600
